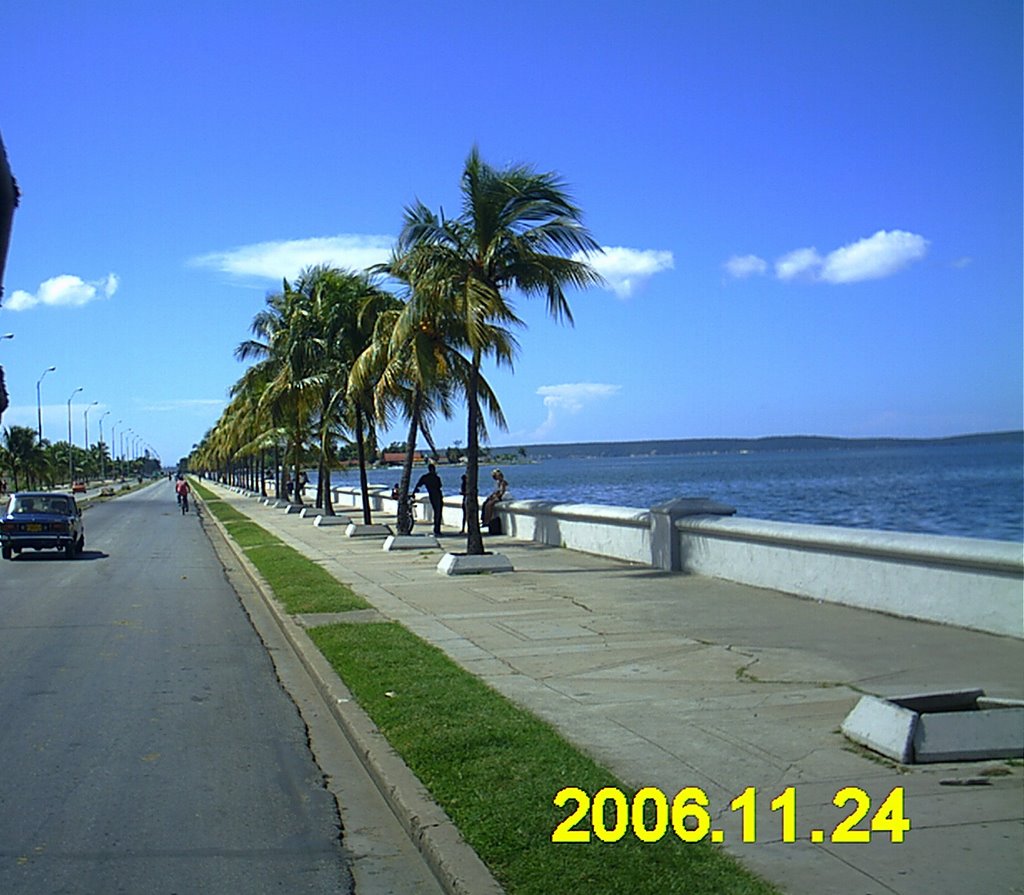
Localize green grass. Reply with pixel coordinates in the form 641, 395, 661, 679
309, 622, 778, 895
193, 481, 368, 614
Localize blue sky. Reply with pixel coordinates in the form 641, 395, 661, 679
1, 0, 1020, 466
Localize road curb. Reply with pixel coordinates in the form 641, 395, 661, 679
196, 489, 505, 895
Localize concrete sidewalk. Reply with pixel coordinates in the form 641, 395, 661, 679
204, 482, 1023, 895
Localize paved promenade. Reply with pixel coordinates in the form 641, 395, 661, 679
202, 482, 1023, 895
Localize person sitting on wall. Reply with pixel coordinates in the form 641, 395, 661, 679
481, 468, 508, 534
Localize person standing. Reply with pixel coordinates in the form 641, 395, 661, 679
413, 463, 444, 536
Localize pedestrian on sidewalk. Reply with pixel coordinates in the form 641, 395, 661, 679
413, 463, 444, 536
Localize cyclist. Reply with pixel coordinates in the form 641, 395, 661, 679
176, 476, 191, 514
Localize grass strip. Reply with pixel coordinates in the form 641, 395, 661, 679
193, 480, 368, 614
309, 621, 778, 895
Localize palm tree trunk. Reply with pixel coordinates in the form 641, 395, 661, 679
396, 406, 420, 535
465, 356, 485, 555
355, 405, 372, 525
291, 438, 303, 507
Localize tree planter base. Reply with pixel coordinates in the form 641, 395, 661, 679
345, 523, 393, 538
299, 507, 322, 519
283, 504, 304, 514
436, 552, 514, 575
384, 534, 440, 551
314, 514, 351, 527
841, 689, 1024, 763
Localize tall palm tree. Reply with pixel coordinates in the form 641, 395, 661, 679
292, 265, 398, 519
396, 147, 603, 554
236, 281, 317, 506
363, 247, 509, 535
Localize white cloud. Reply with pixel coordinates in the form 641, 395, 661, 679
191, 234, 395, 281
724, 254, 768, 279
819, 230, 929, 283
140, 398, 226, 413
577, 246, 674, 298
775, 247, 823, 281
728, 229, 930, 286
6, 272, 119, 311
533, 382, 621, 438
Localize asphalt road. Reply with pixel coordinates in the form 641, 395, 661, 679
0, 482, 352, 894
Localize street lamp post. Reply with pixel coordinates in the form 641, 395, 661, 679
113, 420, 122, 480
99, 411, 110, 481
83, 401, 98, 484
67, 387, 83, 487
36, 365, 56, 443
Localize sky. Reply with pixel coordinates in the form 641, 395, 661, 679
1, 0, 1021, 466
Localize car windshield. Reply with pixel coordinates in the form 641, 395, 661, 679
10, 495, 72, 515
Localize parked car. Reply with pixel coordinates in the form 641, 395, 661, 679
1, 491, 85, 560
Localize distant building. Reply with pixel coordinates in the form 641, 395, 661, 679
381, 451, 426, 466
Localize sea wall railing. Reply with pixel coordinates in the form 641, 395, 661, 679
299, 485, 1024, 639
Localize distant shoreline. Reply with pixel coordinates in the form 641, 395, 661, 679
488, 430, 1023, 461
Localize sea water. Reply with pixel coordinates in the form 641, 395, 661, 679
323, 437, 1023, 543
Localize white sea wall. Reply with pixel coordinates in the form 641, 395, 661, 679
493, 499, 1023, 639
498, 500, 652, 564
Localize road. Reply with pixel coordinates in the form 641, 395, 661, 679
0, 482, 440, 894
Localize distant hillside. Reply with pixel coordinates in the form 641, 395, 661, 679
490, 431, 1022, 460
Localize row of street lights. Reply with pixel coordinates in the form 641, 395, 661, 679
36, 366, 158, 486
3, 336, 159, 484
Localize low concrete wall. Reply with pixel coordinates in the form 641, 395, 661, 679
493, 499, 1023, 639
674, 516, 1022, 638
498, 500, 652, 564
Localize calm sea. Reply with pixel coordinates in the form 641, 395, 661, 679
324, 437, 1023, 543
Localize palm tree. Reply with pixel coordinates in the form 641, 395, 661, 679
363, 246, 508, 535
2, 425, 46, 490
396, 147, 603, 554
236, 281, 318, 506
292, 265, 398, 519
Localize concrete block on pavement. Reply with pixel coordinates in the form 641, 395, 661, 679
914, 708, 1024, 762
384, 534, 439, 551
436, 552, 514, 575
841, 696, 918, 763
314, 514, 351, 527
345, 523, 393, 538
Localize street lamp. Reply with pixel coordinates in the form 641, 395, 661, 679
99, 411, 110, 481
113, 420, 122, 479
83, 401, 99, 484
36, 365, 56, 442
67, 387, 83, 487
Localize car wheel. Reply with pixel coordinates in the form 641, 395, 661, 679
1, 545, 11, 561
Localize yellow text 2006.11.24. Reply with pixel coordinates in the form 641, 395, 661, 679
552, 785, 910, 845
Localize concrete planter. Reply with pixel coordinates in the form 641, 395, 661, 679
384, 534, 440, 551
436, 552, 514, 576
842, 689, 1024, 763
314, 514, 351, 527
345, 523, 393, 538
